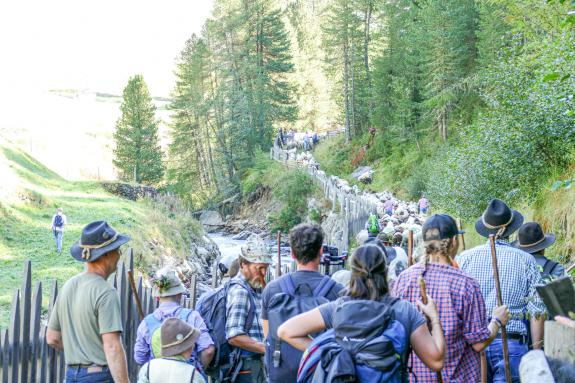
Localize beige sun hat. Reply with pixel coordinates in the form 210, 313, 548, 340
161, 317, 200, 357
240, 234, 272, 264
152, 270, 187, 298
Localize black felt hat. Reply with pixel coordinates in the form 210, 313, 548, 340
511, 222, 556, 254
70, 221, 130, 262
475, 199, 524, 238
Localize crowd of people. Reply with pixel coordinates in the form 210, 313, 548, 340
46, 197, 572, 383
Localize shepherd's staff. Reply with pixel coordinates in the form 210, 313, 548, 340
418, 277, 444, 383
128, 270, 145, 321
489, 234, 512, 383
408, 229, 414, 266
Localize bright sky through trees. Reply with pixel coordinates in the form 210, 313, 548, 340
0, 0, 214, 97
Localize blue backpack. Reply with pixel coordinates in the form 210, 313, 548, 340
196, 279, 256, 382
265, 275, 337, 383
298, 297, 409, 383
144, 308, 193, 360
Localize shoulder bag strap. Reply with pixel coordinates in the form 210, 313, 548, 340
278, 274, 297, 295
543, 259, 559, 276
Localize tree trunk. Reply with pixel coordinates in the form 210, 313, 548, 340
343, 38, 352, 143
363, 0, 373, 122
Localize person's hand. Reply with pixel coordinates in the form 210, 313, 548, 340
417, 297, 439, 322
555, 315, 575, 329
492, 305, 510, 326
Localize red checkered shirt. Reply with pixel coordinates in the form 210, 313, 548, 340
393, 263, 491, 383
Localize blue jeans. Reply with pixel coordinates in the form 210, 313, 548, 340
486, 338, 528, 383
65, 366, 112, 382
53, 230, 63, 253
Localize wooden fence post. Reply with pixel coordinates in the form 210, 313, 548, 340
9, 290, 20, 383
20, 261, 31, 383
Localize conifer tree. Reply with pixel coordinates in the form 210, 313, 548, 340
113, 75, 164, 185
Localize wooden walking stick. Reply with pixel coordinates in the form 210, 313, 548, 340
128, 270, 145, 321
418, 277, 444, 383
480, 352, 488, 383
408, 229, 414, 267
276, 230, 282, 278
489, 234, 512, 383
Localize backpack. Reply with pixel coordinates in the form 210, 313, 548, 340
368, 214, 379, 234
542, 259, 560, 280
54, 215, 64, 228
298, 297, 409, 383
196, 279, 256, 382
265, 275, 337, 383
144, 308, 193, 359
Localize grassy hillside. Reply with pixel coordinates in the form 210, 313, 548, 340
0, 138, 202, 327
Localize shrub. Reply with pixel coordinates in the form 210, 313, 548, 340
268, 169, 314, 233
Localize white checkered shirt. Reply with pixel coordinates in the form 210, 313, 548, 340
456, 240, 546, 335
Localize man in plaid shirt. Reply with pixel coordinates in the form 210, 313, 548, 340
226, 235, 272, 383
394, 214, 510, 383
457, 199, 546, 383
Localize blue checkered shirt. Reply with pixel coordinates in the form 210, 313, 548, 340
456, 240, 546, 335
225, 275, 264, 343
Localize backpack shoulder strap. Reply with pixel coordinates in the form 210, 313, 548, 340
229, 279, 257, 332
278, 274, 297, 295
313, 276, 337, 298
543, 259, 559, 276
178, 307, 192, 321
144, 313, 162, 334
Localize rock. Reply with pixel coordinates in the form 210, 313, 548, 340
358, 172, 372, 184
351, 166, 373, 180
200, 210, 224, 227
519, 350, 554, 383
232, 231, 252, 240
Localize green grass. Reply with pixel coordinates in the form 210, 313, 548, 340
0, 140, 202, 327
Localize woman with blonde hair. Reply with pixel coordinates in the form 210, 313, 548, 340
394, 214, 509, 383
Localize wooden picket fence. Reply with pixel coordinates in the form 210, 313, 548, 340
270, 142, 375, 252
0, 249, 197, 383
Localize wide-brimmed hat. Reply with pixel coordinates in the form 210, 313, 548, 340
70, 221, 130, 262
511, 222, 556, 254
161, 317, 200, 357
240, 234, 272, 264
475, 199, 524, 238
152, 270, 188, 298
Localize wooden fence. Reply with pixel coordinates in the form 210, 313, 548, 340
0, 249, 197, 383
270, 143, 377, 252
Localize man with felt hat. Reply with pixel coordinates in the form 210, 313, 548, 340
512, 222, 565, 281
134, 269, 215, 368
456, 200, 546, 383
137, 318, 206, 383
47, 221, 131, 383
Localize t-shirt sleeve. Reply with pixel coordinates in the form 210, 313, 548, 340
189, 311, 214, 352
260, 284, 272, 320
462, 281, 491, 345
396, 300, 426, 336
47, 298, 61, 331
318, 301, 338, 329
97, 288, 123, 334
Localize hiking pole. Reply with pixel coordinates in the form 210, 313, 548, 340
276, 230, 282, 278
418, 277, 444, 383
407, 230, 414, 267
489, 235, 512, 383
566, 261, 575, 274
457, 218, 466, 251
128, 270, 145, 321
480, 352, 488, 383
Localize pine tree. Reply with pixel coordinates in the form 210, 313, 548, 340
113, 75, 164, 185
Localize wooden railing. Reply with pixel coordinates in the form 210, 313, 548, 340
0, 249, 197, 383
270, 142, 377, 252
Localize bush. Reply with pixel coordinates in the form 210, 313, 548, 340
268, 169, 314, 233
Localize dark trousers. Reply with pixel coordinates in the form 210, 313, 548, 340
235, 359, 265, 383
486, 338, 528, 383
65, 366, 112, 382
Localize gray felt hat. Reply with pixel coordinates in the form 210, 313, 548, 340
161, 318, 200, 357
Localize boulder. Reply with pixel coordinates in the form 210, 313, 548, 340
199, 210, 224, 227
232, 231, 252, 241
351, 166, 373, 180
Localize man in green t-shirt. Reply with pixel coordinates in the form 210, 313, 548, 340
47, 220, 131, 383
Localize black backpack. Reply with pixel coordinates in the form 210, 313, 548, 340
54, 215, 64, 228
196, 279, 256, 382
265, 274, 336, 383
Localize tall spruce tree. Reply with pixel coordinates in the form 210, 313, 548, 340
113, 75, 164, 185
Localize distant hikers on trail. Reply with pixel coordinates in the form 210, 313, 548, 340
47, 220, 131, 383
45, 200, 570, 383
51, 207, 67, 254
